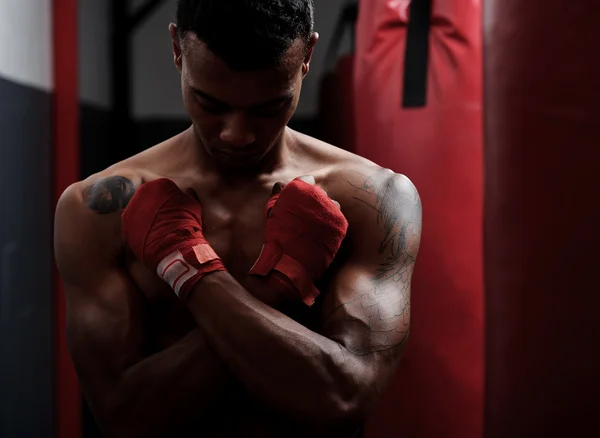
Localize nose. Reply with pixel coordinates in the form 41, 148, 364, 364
220, 112, 256, 148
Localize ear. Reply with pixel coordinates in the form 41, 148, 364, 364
169, 23, 183, 71
302, 32, 319, 77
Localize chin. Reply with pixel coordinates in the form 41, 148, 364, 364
210, 151, 265, 170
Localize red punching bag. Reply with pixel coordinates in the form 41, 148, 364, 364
354, 1, 484, 437
484, 1, 600, 436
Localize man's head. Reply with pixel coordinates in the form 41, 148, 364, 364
170, 0, 318, 168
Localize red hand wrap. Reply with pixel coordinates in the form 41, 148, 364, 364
122, 179, 226, 301
250, 179, 349, 306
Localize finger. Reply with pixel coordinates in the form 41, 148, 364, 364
331, 199, 341, 209
271, 182, 285, 197
297, 175, 316, 185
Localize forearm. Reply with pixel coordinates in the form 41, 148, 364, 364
107, 328, 232, 437
185, 272, 366, 425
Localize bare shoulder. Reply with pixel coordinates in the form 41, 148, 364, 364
331, 164, 420, 216
293, 132, 422, 281
292, 132, 422, 268
335, 165, 422, 270
292, 131, 421, 226
54, 166, 144, 292
56, 165, 144, 227
291, 129, 378, 172
54, 130, 195, 284
56, 133, 177, 225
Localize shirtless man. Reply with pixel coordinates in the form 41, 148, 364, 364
54, 0, 422, 436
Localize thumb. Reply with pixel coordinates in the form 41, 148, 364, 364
296, 175, 316, 185
271, 182, 285, 197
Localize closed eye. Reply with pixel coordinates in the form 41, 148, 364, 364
200, 103, 229, 115
250, 98, 292, 118
192, 87, 292, 118
195, 96, 230, 115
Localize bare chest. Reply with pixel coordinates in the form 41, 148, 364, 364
200, 191, 269, 279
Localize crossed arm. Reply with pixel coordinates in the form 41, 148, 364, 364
55, 177, 233, 437
183, 169, 421, 428
55, 168, 421, 436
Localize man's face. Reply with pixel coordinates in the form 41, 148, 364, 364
171, 27, 317, 168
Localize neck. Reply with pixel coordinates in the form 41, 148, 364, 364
186, 127, 294, 183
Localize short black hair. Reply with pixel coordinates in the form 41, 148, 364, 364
176, 0, 315, 71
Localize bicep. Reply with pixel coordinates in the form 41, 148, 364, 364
65, 269, 147, 380
55, 184, 147, 405
62, 267, 148, 433
320, 262, 412, 357
320, 170, 421, 359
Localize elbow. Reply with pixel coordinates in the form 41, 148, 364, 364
98, 404, 140, 438
105, 410, 157, 438
81, 401, 128, 438
330, 382, 377, 427
318, 367, 379, 431
78, 387, 138, 438
100, 396, 158, 438
310, 387, 374, 435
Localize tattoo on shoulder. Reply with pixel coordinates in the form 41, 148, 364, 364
347, 170, 422, 284
83, 176, 135, 214
372, 174, 421, 284
323, 170, 422, 356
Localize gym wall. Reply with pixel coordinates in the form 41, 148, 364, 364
78, 0, 112, 178
0, 0, 55, 436
130, 0, 352, 121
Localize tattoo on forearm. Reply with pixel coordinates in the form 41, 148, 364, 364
84, 176, 135, 214
325, 171, 422, 356
324, 285, 411, 356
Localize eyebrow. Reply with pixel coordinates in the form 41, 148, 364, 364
192, 88, 293, 109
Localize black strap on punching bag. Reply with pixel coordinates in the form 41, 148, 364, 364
402, 0, 433, 108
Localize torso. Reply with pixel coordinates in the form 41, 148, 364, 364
85, 128, 376, 437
